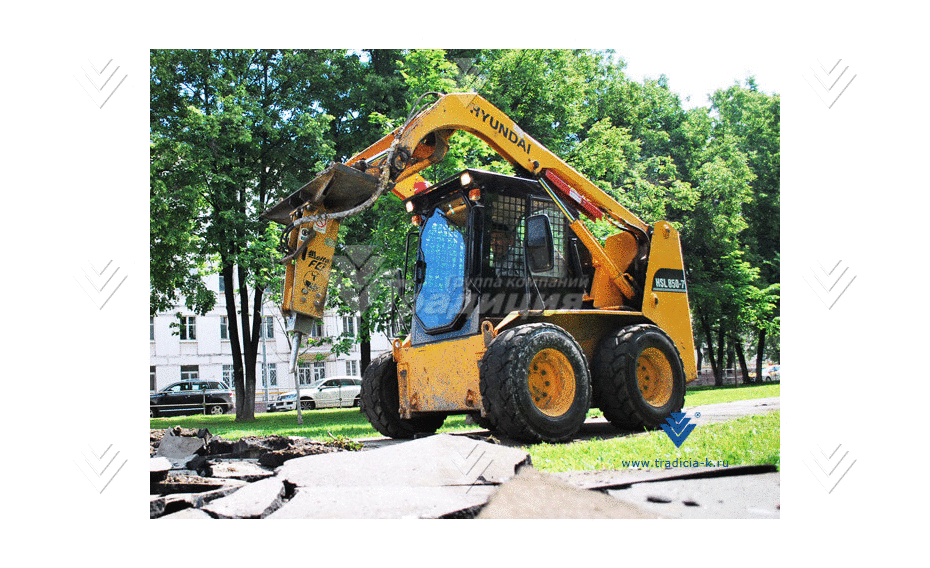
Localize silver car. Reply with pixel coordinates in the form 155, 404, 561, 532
267, 377, 362, 411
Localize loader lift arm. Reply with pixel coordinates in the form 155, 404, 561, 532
347, 93, 648, 233
343, 92, 651, 302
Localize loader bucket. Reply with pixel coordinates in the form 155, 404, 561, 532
261, 163, 380, 225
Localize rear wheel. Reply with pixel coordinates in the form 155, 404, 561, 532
592, 324, 685, 430
360, 352, 445, 439
480, 323, 591, 443
206, 404, 226, 416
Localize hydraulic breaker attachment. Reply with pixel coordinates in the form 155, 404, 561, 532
263, 162, 382, 327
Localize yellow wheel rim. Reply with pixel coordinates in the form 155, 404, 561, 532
636, 347, 673, 407
528, 349, 576, 417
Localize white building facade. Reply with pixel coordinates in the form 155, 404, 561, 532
150, 273, 392, 401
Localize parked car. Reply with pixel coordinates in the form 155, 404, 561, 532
266, 377, 362, 412
762, 364, 780, 382
151, 380, 233, 417
747, 364, 780, 382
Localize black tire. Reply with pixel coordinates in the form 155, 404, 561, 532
206, 404, 226, 416
353, 396, 361, 408
301, 398, 316, 411
150, 407, 157, 418
480, 323, 591, 443
360, 351, 446, 439
592, 324, 686, 430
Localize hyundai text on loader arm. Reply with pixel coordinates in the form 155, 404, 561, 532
263, 92, 698, 443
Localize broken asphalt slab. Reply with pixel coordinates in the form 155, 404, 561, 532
153, 398, 780, 519
203, 477, 287, 519
270, 434, 529, 518
278, 433, 530, 488
477, 467, 660, 519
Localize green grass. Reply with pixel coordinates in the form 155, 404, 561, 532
684, 382, 779, 407
528, 411, 780, 472
150, 384, 780, 471
150, 407, 475, 441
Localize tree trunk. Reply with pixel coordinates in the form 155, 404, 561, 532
221, 263, 250, 421
755, 327, 767, 383
236, 263, 256, 421
734, 338, 750, 385
715, 322, 725, 386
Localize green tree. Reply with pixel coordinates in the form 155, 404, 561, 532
709, 79, 781, 379
150, 49, 338, 421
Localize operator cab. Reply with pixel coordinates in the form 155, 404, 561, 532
402, 169, 594, 346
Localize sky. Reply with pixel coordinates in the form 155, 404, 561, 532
612, 46, 780, 109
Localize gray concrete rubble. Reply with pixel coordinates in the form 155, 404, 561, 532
151, 428, 780, 519
277, 433, 530, 487
154, 428, 210, 469
478, 467, 660, 519
149, 399, 780, 519
269, 434, 528, 518
203, 477, 287, 519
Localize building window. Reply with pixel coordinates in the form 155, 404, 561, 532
220, 316, 229, 340
297, 362, 313, 386
310, 320, 324, 338
150, 366, 156, 391
179, 316, 196, 341
313, 362, 326, 381
150, 317, 155, 341
345, 360, 359, 376
261, 363, 277, 387
261, 316, 275, 340
181, 365, 199, 381
343, 315, 356, 337
222, 364, 234, 386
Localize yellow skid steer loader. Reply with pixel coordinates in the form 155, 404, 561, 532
263, 92, 697, 443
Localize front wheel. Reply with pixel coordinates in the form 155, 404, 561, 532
592, 324, 686, 430
480, 323, 591, 443
360, 352, 445, 439
300, 398, 316, 411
